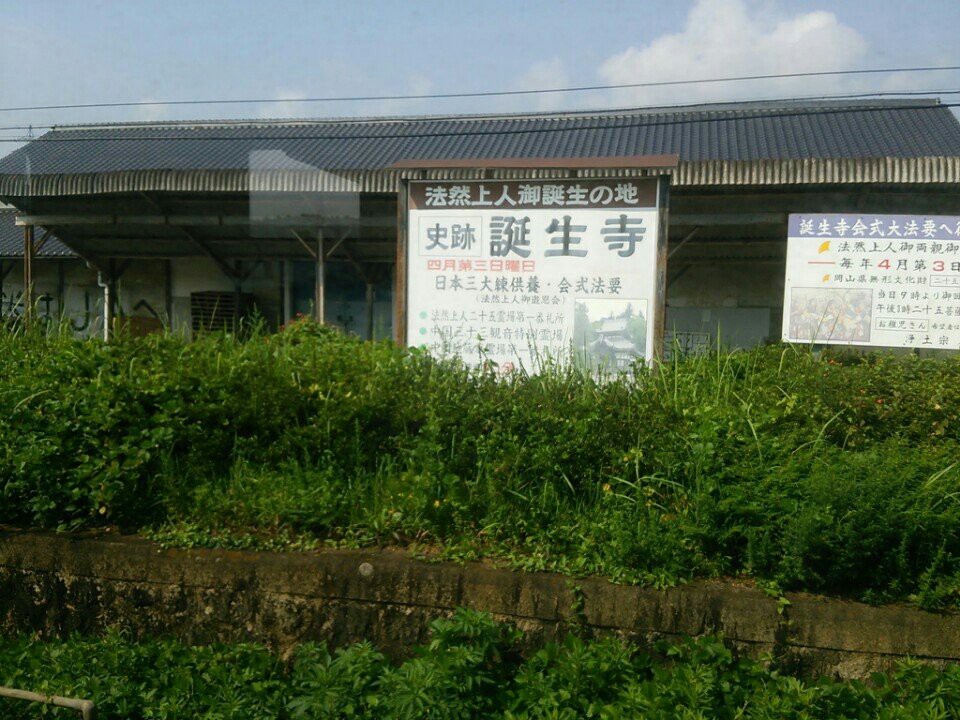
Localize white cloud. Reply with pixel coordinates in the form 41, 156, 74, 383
407, 74, 434, 98
597, 0, 869, 107
372, 74, 435, 117
512, 57, 570, 112
131, 97, 170, 123
258, 89, 310, 120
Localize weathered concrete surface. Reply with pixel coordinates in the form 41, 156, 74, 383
1, 528, 959, 678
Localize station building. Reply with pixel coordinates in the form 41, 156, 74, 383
1, 98, 959, 347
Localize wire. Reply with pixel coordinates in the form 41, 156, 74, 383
3, 86, 960, 133
1, 64, 960, 114
0, 101, 958, 143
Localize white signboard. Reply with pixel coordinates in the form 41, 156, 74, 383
406, 178, 664, 371
784, 213, 960, 349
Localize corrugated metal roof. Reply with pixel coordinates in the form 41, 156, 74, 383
0, 210, 74, 258
2, 99, 960, 195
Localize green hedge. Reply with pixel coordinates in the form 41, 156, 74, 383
1, 321, 960, 607
3, 610, 960, 719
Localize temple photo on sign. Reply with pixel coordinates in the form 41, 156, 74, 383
573, 298, 648, 370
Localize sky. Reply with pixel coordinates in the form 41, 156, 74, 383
2, 0, 960, 156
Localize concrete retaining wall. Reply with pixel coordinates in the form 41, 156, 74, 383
1, 528, 959, 679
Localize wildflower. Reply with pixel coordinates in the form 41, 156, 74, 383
602, 483, 612, 493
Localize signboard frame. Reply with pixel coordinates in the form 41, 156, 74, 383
783, 212, 960, 350
393, 162, 673, 370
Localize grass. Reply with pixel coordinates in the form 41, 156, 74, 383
5, 610, 960, 718
2, 318, 960, 609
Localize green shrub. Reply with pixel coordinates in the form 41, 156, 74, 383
5, 611, 960, 719
3, 322, 960, 606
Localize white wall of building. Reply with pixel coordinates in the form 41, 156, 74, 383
0, 256, 392, 340
169, 257, 284, 334
666, 258, 785, 348
1, 251, 789, 349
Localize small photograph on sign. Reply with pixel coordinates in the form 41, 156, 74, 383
788, 287, 873, 343
573, 298, 648, 370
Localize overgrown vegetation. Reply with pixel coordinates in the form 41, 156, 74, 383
4, 609, 960, 719
2, 321, 960, 608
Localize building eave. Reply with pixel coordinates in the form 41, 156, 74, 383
2, 156, 960, 198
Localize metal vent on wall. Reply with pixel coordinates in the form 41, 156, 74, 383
190, 291, 254, 332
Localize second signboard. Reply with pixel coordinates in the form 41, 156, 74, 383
406, 178, 664, 372
784, 213, 960, 349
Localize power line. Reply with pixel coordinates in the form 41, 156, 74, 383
2, 87, 960, 134
0, 101, 958, 144
1, 64, 960, 115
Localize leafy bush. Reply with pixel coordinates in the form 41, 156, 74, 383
2, 322, 960, 606
4, 611, 960, 718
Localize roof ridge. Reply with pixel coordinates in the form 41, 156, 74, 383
4, 98, 959, 186
44, 97, 943, 132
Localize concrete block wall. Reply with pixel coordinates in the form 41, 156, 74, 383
1, 529, 959, 680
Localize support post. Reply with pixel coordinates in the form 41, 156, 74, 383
282, 259, 292, 324
57, 259, 66, 322
365, 282, 375, 340
394, 180, 409, 345
109, 260, 119, 333
667, 227, 700, 260
338, 239, 375, 340
315, 229, 325, 323
99, 270, 112, 342
652, 174, 671, 363
22, 225, 34, 326
233, 260, 242, 334
175, 227, 238, 281
277, 259, 285, 329
291, 230, 318, 259
164, 259, 173, 328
